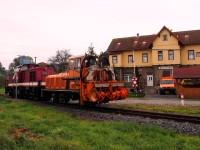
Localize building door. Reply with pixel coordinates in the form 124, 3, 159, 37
147, 75, 153, 86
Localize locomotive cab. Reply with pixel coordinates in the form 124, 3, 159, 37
79, 55, 128, 105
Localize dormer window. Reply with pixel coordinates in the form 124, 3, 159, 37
115, 42, 121, 49
184, 34, 189, 38
162, 34, 168, 41
142, 41, 147, 45
133, 40, 138, 47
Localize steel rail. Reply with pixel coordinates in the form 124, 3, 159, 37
86, 106, 200, 124
58, 103, 200, 124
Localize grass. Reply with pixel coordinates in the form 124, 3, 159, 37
110, 103, 200, 116
0, 88, 5, 95
0, 96, 200, 150
128, 92, 145, 98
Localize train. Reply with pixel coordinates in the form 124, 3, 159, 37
5, 55, 128, 105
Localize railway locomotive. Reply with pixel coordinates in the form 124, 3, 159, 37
5, 63, 55, 99
5, 55, 128, 105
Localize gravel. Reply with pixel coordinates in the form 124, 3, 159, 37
56, 104, 200, 136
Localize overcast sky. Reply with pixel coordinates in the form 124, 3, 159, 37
0, 0, 200, 68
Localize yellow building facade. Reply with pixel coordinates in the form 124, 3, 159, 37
108, 26, 200, 94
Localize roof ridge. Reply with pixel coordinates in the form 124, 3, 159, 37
113, 34, 156, 40
173, 29, 200, 33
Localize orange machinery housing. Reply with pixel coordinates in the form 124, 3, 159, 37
45, 70, 80, 90
43, 55, 128, 105
43, 70, 80, 103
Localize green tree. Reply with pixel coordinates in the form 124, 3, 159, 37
8, 56, 33, 72
0, 62, 6, 87
133, 67, 145, 95
98, 51, 109, 67
85, 43, 97, 56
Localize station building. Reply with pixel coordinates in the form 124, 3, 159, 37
69, 55, 84, 70
107, 26, 200, 95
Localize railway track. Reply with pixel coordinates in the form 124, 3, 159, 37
60, 102, 200, 124
1, 95, 200, 124
89, 106, 200, 124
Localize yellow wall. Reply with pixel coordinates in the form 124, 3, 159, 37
135, 50, 152, 67
181, 45, 200, 65
109, 53, 122, 67
153, 29, 180, 50
151, 49, 181, 65
121, 51, 134, 67
152, 29, 181, 65
109, 50, 152, 67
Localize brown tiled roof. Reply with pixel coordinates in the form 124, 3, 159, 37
107, 35, 155, 52
174, 66, 200, 79
174, 30, 200, 45
108, 27, 200, 52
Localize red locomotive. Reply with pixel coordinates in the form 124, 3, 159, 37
5, 63, 55, 99
5, 55, 128, 105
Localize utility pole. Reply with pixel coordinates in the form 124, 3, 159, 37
133, 51, 136, 76
13, 67, 19, 99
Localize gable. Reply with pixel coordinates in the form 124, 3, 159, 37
152, 29, 180, 50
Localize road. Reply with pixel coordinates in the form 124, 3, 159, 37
110, 95, 200, 106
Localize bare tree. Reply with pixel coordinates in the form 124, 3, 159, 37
48, 49, 71, 73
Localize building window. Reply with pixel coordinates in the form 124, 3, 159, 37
112, 55, 117, 64
168, 50, 174, 60
162, 34, 168, 41
158, 51, 163, 61
142, 53, 148, 63
128, 55, 133, 63
188, 50, 195, 60
123, 74, 131, 82
196, 52, 200, 57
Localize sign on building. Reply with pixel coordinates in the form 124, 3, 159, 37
158, 66, 173, 70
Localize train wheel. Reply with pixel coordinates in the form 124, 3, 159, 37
58, 94, 70, 104
84, 101, 97, 107
64, 96, 71, 104
50, 94, 59, 104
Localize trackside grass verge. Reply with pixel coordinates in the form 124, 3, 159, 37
128, 92, 145, 98
0, 96, 200, 150
110, 103, 200, 117
0, 88, 4, 95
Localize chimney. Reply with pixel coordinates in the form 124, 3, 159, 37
137, 33, 139, 37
